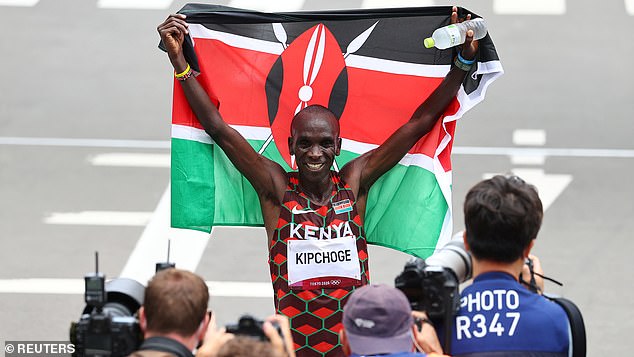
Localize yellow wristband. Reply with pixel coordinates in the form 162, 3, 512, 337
174, 64, 191, 78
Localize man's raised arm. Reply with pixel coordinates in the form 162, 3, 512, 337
158, 14, 286, 200
342, 8, 479, 197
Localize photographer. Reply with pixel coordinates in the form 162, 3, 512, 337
196, 314, 295, 357
340, 284, 447, 357
129, 268, 211, 357
448, 175, 570, 356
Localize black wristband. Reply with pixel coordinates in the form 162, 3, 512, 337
453, 56, 473, 71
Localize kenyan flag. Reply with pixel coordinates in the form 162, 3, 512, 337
168, 4, 503, 258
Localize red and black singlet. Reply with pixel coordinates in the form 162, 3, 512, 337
269, 171, 370, 356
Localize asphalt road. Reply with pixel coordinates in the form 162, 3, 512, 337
1, 0, 633, 355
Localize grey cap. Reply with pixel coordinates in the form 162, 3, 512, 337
343, 284, 414, 355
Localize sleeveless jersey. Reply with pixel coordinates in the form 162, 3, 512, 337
270, 171, 370, 357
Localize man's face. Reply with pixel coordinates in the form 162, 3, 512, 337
288, 111, 341, 177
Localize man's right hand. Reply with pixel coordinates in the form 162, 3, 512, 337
157, 14, 189, 70
450, 6, 478, 61
411, 310, 443, 354
263, 314, 296, 357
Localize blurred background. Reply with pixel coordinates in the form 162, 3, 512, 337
1, 0, 632, 355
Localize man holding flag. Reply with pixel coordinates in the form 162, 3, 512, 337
159, 6, 479, 356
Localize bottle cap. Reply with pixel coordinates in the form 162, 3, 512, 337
423, 37, 435, 48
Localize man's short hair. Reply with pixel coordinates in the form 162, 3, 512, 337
342, 284, 413, 355
464, 175, 543, 263
217, 336, 283, 357
143, 268, 209, 336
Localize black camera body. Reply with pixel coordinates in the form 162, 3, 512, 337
395, 240, 471, 320
70, 277, 145, 357
226, 315, 282, 341
395, 259, 461, 320
395, 239, 472, 353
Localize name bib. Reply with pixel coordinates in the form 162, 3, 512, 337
287, 236, 361, 290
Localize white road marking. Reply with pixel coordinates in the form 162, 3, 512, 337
493, 0, 566, 15
90, 153, 170, 168
0, 0, 38, 6
44, 211, 153, 226
511, 129, 546, 165
0, 279, 84, 294
510, 155, 546, 166
208, 281, 273, 298
453, 146, 634, 158
0, 136, 169, 149
627, 0, 634, 15
361, 0, 435, 9
119, 186, 211, 285
513, 129, 546, 146
97, 0, 172, 10
484, 168, 573, 211
0, 279, 273, 297
227, 0, 305, 12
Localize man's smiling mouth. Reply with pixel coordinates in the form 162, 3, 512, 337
306, 163, 325, 170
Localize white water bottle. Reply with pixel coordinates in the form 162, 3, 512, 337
424, 18, 488, 49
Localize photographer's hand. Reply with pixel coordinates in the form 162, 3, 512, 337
264, 314, 296, 357
411, 311, 444, 355
196, 314, 234, 357
520, 254, 545, 294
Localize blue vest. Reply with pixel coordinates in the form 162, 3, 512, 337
450, 272, 569, 356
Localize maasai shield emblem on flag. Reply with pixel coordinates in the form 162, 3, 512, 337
168, 4, 503, 258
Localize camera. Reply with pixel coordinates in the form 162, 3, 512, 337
395, 239, 471, 320
70, 253, 145, 357
226, 315, 282, 341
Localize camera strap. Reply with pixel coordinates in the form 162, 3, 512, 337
138, 336, 194, 357
520, 258, 563, 293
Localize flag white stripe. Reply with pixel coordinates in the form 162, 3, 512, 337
187, 25, 489, 78
172, 124, 272, 144
232, 125, 274, 140
170, 124, 434, 170
345, 54, 449, 77
172, 124, 213, 144
5, 136, 630, 158
188, 25, 284, 55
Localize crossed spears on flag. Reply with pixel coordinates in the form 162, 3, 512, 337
256, 21, 380, 171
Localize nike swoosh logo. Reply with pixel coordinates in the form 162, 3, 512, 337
292, 205, 317, 215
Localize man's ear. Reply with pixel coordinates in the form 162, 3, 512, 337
335, 137, 342, 156
523, 239, 535, 259
463, 230, 470, 251
196, 311, 211, 343
139, 306, 147, 333
288, 136, 294, 156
